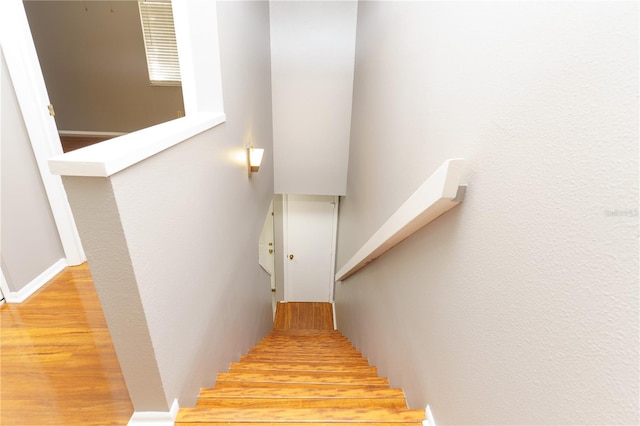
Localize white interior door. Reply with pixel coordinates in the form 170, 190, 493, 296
283, 195, 338, 302
258, 200, 275, 282
258, 200, 276, 316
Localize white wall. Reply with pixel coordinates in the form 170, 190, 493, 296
173, 0, 224, 116
270, 0, 357, 196
335, 2, 638, 425
23, 1, 184, 133
62, 0, 274, 412
0, 49, 64, 294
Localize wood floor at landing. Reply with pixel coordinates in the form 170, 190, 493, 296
0, 264, 133, 425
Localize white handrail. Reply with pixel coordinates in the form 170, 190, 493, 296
335, 158, 466, 282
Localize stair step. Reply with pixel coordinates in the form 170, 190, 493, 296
176, 408, 425, 423
216, 372, 389, 386
213, 381, 391, 391
252, 343, 356, 350
248, 351, 364, 359
199, 386, 406, 399
262, 328, 346, 339
178, 304, 421, 425
240, 354, 370, 365
229, 362, 377, 374
225, 369, 379, 378
175, 421, 422, 426
260, 332, 349, 338
262, 333, 348, 339
261, 334, 348, 340
248, 347, 362, 356
256, 340, 352, 346
196, 397, 407, 409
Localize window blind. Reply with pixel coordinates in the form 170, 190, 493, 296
138, 0, 181, 86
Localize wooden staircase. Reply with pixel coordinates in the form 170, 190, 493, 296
176, 302, 424, 425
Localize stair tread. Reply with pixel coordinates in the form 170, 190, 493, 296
262, 334, 348, 339
217, 372, 389, 386
260, 334, 350, 339
176, 408, 425, 423
249, 349, 363, 357
225, 369, 380, 378
252, 345, 357, 351
213, 382, 391, 391
263, 336, 349, 342
199, 387, 406, 399
246, 350, 364, 357
195, 397, 407, 409
176, 423, 423, 426
229, 362, 377, 373
240, 355, 370, 365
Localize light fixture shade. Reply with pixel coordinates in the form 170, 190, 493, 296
248, 147, 264, 173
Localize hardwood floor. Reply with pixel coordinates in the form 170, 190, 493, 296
59, 135, 113, 153
273, 302, 334, 330
0, 264, 133, 425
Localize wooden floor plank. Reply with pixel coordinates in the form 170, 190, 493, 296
0, 264, 133, 425
59, 135, 113, 153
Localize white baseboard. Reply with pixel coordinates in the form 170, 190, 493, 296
5, 258, 66, 303
127, 399, 179, 426
58, 130, 127, 138
423, 405, 436, 426
331, 301, 337, 330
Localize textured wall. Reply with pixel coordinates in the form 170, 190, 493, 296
23, 1, 184, 133
0, 49, 64, 293
335, 2, 638, 425
63, 0, 274, 411
271, 1, 357, 195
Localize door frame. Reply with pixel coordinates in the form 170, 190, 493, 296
282, 194, 339, 302
0, 0, 85, 265
0, 267, 8, 305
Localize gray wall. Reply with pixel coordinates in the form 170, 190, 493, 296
63, 0, 274, 411
335, 2, 638, 425
23, 1, 184, 133
1, 48, 64, 293
270, 1, 356, 196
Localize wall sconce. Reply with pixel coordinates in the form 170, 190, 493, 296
247, 147, 264, 176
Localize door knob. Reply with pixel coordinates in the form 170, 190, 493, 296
289, 254, 294, 260
269, 249, 273, 254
